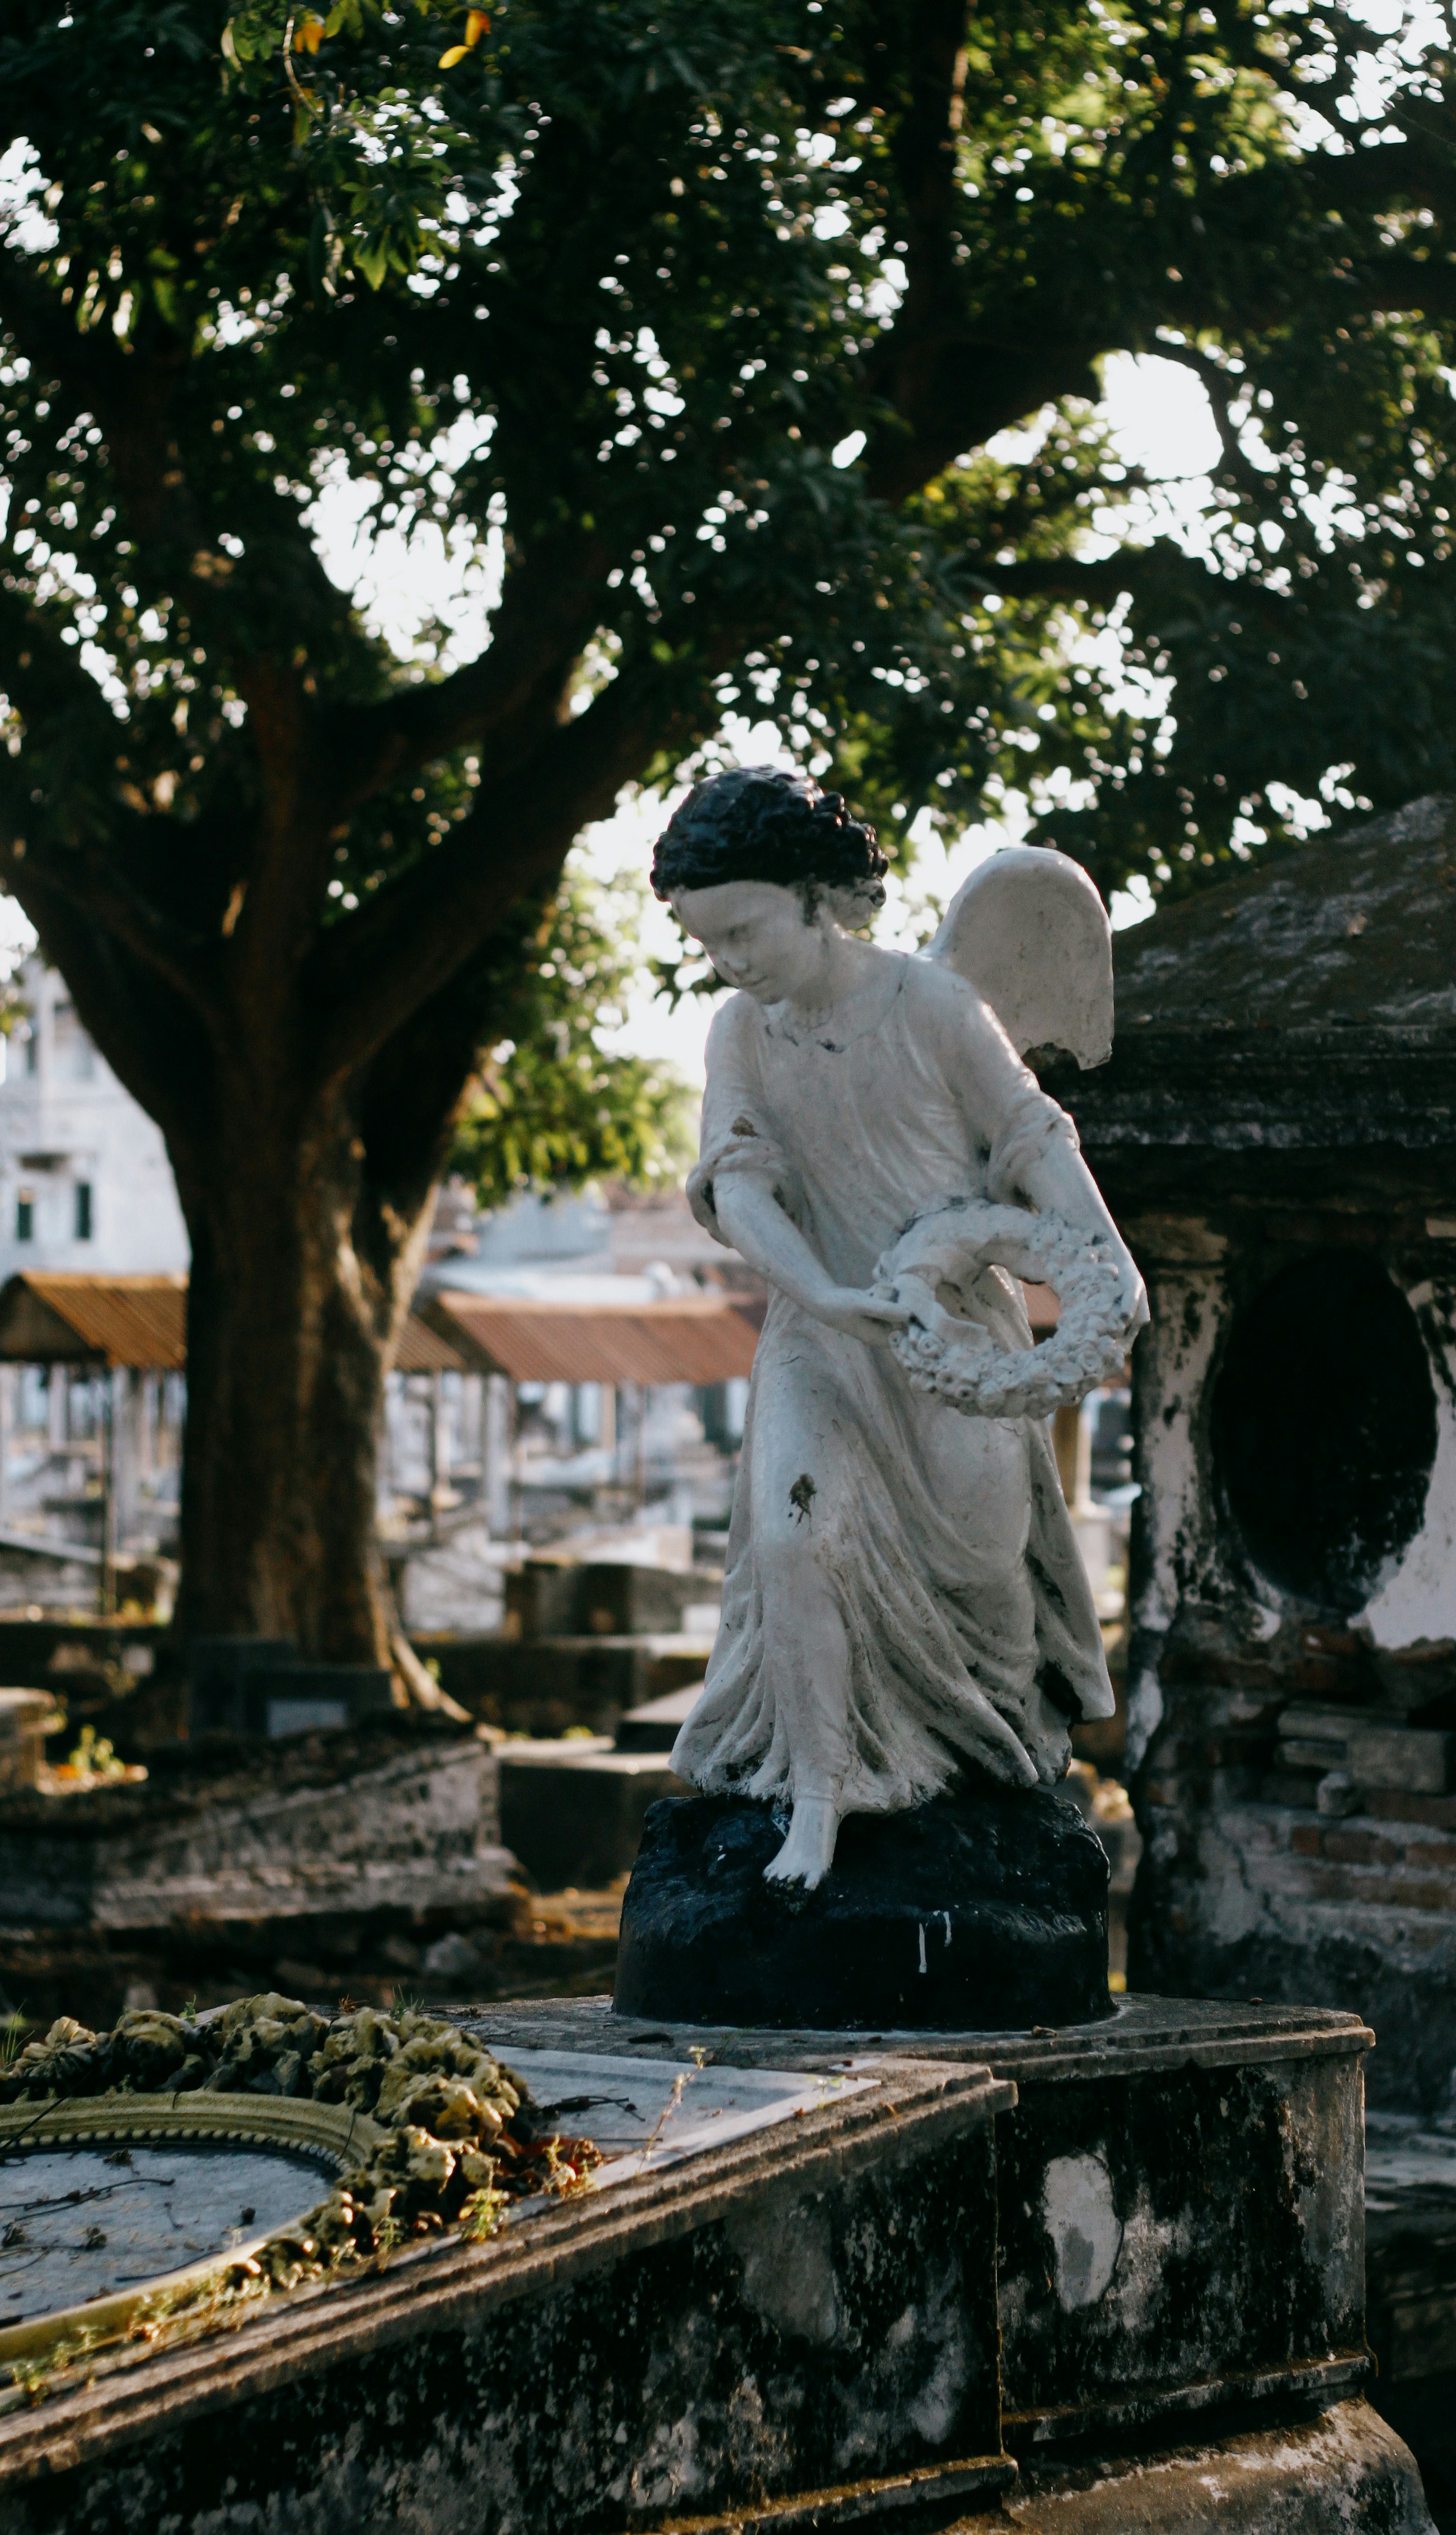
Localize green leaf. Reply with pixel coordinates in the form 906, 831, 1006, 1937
354, 235, 391, 291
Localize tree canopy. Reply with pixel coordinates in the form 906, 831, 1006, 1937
4, 0, 1453, 956
3, 0, 1455, 1653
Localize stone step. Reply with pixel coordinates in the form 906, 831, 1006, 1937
498, 1739, 690, 1892
503, 1558, 721, 1641
417, 1633, 714, 1738
613, 1681, 703, 1752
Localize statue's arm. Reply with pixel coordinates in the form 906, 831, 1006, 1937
696, 1003, 908, 1346
1017, 1135, 1147, 1332
929, 966, 1148, 1332
713, 1177, 909, 1347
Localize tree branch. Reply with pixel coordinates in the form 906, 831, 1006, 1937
322, 531, 612, 808
0, 241, 120, 404
975, 552, 1156, 606
310, 663, 700, 1085
1300, 127, 1456, 223
848, 8, 1456, 508
980, 545, 1298, 640
0, 811, 221, 1019
867, 340, 1107, 503
1340, 254, 1456, 320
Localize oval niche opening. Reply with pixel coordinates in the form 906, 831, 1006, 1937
1212, 1250, 1438, 1613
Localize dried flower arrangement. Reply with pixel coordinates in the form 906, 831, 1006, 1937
0, 1992, 599, 2398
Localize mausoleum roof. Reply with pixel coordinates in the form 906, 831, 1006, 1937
1052, 795, 1456, 1214
1111, 793, 1456, 1038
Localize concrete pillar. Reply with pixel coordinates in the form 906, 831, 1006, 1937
460, 1369, 483, 1475
141, 1371, 158, 1488
483, 1374, 512, 1535
429, 1369, 446, 1504
0, 1365, 12, 1522
1052, 1401, 1093, 1510
111, 1368, 142, 1546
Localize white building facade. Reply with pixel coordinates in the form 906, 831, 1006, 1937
0, 960, 189, 1277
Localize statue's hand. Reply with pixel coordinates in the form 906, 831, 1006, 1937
813, 1286, 914, 1348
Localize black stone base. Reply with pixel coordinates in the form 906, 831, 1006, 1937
614, 1786, 1112, 2030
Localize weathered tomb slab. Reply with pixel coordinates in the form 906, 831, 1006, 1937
0, 2135, 336, 2336
495, 2046, 880, 2182
0, 2050, 1012, 2535
499, 1738, 691, 1891
475, 1992, 1372, 2450
1363, 2115, 1456, 2524
0, 1713, 509, 1944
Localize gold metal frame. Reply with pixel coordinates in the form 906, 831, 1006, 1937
0, 2092, 384, 2365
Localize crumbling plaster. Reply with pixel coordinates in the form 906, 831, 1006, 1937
1126, 1228, 1456, 1728
1357, 1269, 1456, 1656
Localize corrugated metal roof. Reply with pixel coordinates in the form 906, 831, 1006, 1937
393, 1314, 467, 1374
0, 1272, 1051, 1379
0, 1275, 462, 1375
426, 1290, 762, 1385
0, 1274, 189, 1368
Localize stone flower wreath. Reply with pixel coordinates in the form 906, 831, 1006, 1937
872, 1198, 1131, 1420
0, 1993, 600, 2390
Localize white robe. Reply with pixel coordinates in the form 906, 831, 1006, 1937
672, 952, 1115, 1816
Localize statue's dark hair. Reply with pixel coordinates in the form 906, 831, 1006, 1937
650, 766, 887, 909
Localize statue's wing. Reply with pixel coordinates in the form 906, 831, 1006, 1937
925, 845, 1113, 1068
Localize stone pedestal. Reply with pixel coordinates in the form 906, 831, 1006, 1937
0, 1991, 1434, 2532
615, 1788, 1112, 2031
493, 1993, 1376, 2463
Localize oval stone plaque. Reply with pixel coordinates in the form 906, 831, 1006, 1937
0, 2138, 335, 2328
0, 2092, 382, 2363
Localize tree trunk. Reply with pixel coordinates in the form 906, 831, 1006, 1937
17, 802, 570, 1677
169, 1068, 431, 1663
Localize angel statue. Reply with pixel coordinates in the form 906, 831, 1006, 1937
653, 766, 1147, 1894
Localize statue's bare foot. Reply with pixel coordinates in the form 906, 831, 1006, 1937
764, 1795, 841, 1891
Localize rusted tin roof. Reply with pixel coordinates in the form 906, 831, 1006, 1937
0, 1273, 1041, 1381
0, 1274, 462, 1375
0, 1274, 188, 1368
392, 1314, 467, 1375
424, 1290, 762, 1385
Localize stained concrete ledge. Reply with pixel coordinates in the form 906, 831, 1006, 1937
472, 1989, 1371, 2080
0, 1993, 1426, 2534
1000, 2396, 1431, 2533
0, 2054, 1012, 2535
473, 1994, 1373, 2453
635, 2398, 1430, 2533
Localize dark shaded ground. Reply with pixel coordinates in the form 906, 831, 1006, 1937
0, 1886, 625, 2037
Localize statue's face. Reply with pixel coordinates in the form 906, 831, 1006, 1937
671, 880, 826, 1004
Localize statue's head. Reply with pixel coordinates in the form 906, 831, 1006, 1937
652, 766, 887, 1003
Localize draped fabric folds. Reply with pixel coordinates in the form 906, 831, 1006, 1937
673, 954, 1113, 1816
